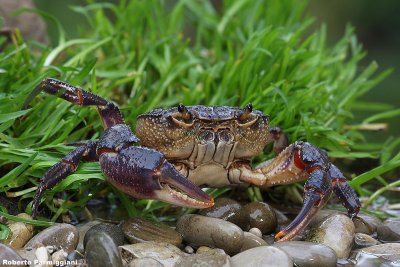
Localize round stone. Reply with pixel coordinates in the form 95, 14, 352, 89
274, 241, 337, 267
353, 216, 375, 235
76, 220, 102, 253
357, 214, 382, 234
119, 242, 184, 267
306, 214, 355, 258
242, 202, 277, 234
240, 232, 267, 252
177, 248, 231, 267
176, 214, 244, 255
83, 223, 124, 249
377, 218, 400, 242
128, 257, 163, 267
2, 216, 34, 249
248, 228, 262, 238
52, 249, 68, 262
231, 246, 293, 267
122, 218, 182, 246
0, 243, 25, 263
198, 197, 247, 228
24, 223, 78, 252
355, 243, 400, 265
354, 233, 380, 248
85, 231, 123, 267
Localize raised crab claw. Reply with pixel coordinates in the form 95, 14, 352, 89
30, 78, 360, 241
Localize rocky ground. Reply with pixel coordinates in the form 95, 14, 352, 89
1, 198, 400, 266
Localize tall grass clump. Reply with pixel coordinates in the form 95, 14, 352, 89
0, 0, 399, 227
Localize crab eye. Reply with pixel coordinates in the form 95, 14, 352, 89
171, 104, 193, 127
238, 103, 257, 127
178, 103, 187, 113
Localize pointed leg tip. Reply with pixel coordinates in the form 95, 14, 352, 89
205, 197, 215, 208
274, 231, 285, 239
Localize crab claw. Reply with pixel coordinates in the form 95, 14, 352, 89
275, 186, 329, 242
99, 146, 214, 209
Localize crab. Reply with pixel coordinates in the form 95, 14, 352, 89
30, 78, 361, 241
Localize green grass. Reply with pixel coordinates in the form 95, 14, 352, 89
0, 0, 399, 230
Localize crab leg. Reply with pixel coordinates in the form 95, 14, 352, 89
34, 78, 124, 128
329, 164, 361, 218
31, 141, 98, 218
239, 141, 360, 241
269, 127, 289, 154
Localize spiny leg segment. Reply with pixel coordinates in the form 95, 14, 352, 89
31, 141, 97, 218
37, 78, 124, 129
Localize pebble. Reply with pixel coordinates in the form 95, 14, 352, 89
262, 235, 276, 245
45, 245, 56, 255
176, 248, 231, 267
306, 214, 355, 258
273, 241, 338, 267
336, 258, 356, 267
51, 249, 68, 262
248, 227, 262, 238
356, 214, 382, 234
1, 213, 34, 249
377, 218, 400, 242
0, 243, 25, 264
184, 245, 194, 254
119, 242, 184, 267
83, 222, 124, 248
16, 248, 36, 263
24, 223, 78, 252
76, 220, 101, 252
352, 216, 375, 235
176, 214, 244, 255
85, 231, 123, 267
122, 218, 182, 247
231, 246, 293, 267
67, 250, 84, 261
242, 202, 277, 234
129, 257, 164, 267
35, 245, 50, 267
308, 209, 340, 227
196, 246, 212, 254
355, 243, 400, 266
272, 208, 291, 226
198, 197, 247, 228
354, 233, 380, 248
240, 232, 267, 252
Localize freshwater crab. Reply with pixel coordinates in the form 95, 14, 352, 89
31, 78, 360, 241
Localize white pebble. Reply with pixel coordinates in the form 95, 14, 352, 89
184, 245, 194, 254
34, 246, 51, 267
52, 249, 68, 262
249, 228, 262, 238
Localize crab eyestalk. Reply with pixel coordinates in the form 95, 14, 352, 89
99, 146, 214, 209
239, 103, 253, 121
177, 103, 191, 120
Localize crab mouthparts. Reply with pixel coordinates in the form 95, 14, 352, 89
155, 161, 214, 209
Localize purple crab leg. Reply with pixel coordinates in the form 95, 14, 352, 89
31, 141, 98, 218
272, 142, 360, 241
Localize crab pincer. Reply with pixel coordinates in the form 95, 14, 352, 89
273, 143, 360, 241
99, 145, 214, 209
